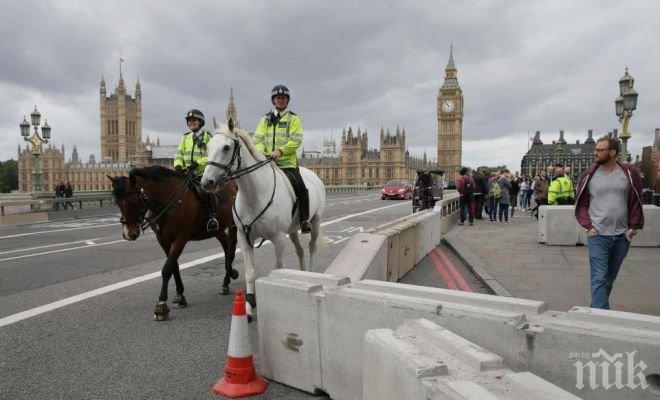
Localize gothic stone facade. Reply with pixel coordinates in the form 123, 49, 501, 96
100, 74, 142, 163
299, 126, 432, 186
520, 130, 596, 180
437, 47, 463, 180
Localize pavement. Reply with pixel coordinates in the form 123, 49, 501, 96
445, 208, 660, 316
0, 189, 483, 400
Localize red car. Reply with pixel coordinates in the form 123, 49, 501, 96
381, 180, 413, 200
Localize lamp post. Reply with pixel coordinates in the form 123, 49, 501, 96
20, 106, 51, 192
615, 68, 638, 163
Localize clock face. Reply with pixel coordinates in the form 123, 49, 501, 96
442, 100, 455, 112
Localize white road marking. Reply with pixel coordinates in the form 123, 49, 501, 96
0, 201, 408, 327
0, 239, 126, 263
0, 237, 104, 255
0, 223, 119, 240
85, 240, 96, 245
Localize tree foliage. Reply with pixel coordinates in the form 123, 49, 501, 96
0, 159, 19, 193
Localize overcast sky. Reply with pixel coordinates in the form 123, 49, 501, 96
2, 0, 658, 170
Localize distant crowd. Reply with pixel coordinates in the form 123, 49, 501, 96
454, 164, 577, 225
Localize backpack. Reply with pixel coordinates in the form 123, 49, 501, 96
463, 177, 474, 199
489, 181, 501, 199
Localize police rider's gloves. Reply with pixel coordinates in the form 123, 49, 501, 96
188, 161, 199, 171
174, 165, 185, 174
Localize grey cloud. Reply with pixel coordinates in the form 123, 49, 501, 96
1, 0, 658, 167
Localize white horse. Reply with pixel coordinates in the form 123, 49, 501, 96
201, 117, 326, 320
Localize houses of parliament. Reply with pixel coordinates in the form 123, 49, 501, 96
18, 49, 463, 192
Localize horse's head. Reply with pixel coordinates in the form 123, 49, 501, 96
107, 174, 145, 241
202, 116, 241, 191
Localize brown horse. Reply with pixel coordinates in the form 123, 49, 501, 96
108, 166, 238, 321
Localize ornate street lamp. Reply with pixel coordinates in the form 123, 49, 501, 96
615, 68, 638, 162
20, 106, 51, 192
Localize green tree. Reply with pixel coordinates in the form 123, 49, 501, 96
0, 159, 19, 193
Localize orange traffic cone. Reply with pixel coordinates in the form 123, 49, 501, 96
212, 289, 268, 398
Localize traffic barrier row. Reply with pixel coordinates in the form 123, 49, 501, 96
255, 270, 660, 400
325, 193, 460, 282
364, 319, 580, 400
538, 205, 660, 247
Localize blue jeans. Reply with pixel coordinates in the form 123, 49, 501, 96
489, 197, 498, 221
498, 203, 509, 222
587, 233, 630, 309
519, 192, 528, 208
459, 196, 474, 223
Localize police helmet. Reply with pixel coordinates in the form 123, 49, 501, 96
271, 85, 290, 101
185, 109, 205, 127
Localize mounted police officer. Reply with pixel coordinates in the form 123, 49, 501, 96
253, 85, 312, 233
173, 109, 219, 231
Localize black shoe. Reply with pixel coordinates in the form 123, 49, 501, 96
207, 218, 219, 232
300, 220, 312, 234
458, 222, 465, 226
469, 221, 474, 226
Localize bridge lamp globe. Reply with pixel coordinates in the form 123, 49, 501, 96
20, 116, 30, 138
41, 119, 51, 139
615, 96, 624, 117
623, 90, 638, 112
30, 105, 41, 126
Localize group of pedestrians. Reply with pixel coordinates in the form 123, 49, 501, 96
454, 136, 646, 312
54, 181, 74, 210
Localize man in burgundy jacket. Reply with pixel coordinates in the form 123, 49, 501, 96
575, 137, 644, 310
457, 167, 477, 226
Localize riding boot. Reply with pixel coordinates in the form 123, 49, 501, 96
299, 188, 311, 234
206, 193, 219, 232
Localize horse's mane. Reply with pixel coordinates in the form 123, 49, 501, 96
111, 176, 130, 200
232, 129, 266, 162
129, 165, 180, 182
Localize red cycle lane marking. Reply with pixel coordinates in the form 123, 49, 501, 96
435, 247, 474, 292
429, 249, 458, 290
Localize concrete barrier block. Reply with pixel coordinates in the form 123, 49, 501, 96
538, 206, 547, 243
634, 205, 660, 247
255, 276, 324, 394
354, 280, 547, 318
324, 233, 388, 282
269, 269, 350, 288
523, 310, 660, 400
417, 210, 442, 261
364, 319, 580, 400
319, 286, 529, 399
540, 206, 581, 245
396, 223, 419, 278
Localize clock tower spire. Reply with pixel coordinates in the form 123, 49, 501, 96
437, 45, 463, 179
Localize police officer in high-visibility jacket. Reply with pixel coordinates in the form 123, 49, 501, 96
253, 85, 311, 233
174, 109, 219, 231
548, 167, 575, 205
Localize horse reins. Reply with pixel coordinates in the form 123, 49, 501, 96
206, 137, 277, 248
120, 170, 195, 233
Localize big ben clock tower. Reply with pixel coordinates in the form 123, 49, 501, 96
437, 45, 463, 179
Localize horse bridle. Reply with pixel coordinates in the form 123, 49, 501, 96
118, 171, 195, 233
205, 135, 276, 248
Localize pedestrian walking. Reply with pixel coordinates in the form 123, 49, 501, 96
457, 167, 476, 226
498, 171, 511, 223
486, 172, 501, 222
509, 173, 520, 217
531, 170, 549, 219
472, 167, 488, 220
519, 177, 530, 211
575, 137, 644, 310
64, 181, 75, 210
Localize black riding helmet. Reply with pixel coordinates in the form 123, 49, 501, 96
271, 85, 290, 102
185, 109, 205, 127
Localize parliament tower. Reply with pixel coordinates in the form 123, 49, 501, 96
437, 46, 463, 179
100, 71, 142, 163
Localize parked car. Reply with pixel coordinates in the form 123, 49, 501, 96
381, 180, 413, 200
442, 180, 456, 190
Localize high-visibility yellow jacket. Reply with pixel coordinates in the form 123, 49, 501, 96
548, 176, 574, 205
173, 130, 213, 176
253, 111, 303, 169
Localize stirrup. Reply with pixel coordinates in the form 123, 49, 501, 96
207, 217, 219, 232
300, 220, 312, 234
